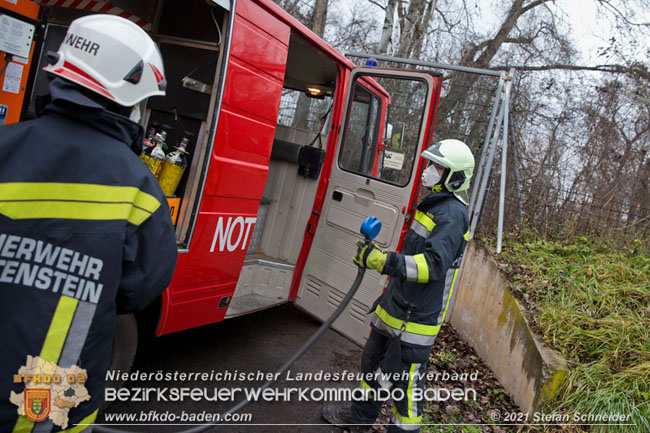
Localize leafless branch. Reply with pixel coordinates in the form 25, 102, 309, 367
366, 0, 386, 10
598, 0, 650, 27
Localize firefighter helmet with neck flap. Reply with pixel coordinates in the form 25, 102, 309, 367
421, 139, 475, 201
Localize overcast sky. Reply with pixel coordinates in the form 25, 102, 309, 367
335, 0, 650, 66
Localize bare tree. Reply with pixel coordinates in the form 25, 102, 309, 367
275, 0, 650, 238
311, 0, 329, 36
377, 0, 397, 53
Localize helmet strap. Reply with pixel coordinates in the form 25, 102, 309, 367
441, 166, 451, 184
431, 184, 444, 193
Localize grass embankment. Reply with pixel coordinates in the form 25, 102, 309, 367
493, 231, 650, 432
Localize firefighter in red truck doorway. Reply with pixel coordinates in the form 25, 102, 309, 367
0, 14, 177, 433
323, 139, 475, 433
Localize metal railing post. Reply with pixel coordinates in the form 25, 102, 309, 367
496, 70, 514, 253
469, 88, 506, 238
469, 73, 505, 216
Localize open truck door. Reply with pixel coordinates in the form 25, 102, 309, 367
295, 67, 443, 345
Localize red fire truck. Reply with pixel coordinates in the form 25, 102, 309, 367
1, 0, 443, 361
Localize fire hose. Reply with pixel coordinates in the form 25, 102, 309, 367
94, 216, 382, 433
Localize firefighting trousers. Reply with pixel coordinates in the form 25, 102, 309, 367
350, 329, 430, 432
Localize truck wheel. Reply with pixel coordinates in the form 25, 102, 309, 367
107, 313, 138, 390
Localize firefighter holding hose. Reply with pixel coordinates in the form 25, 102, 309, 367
324, 139, 475, 433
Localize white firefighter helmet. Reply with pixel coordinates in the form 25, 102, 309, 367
421, 139, 475, 202
43, 14, 166, 107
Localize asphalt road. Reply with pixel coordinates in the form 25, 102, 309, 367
98, 304, 365, 433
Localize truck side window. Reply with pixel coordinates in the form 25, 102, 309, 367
277, 88, 333, 136
339, 75, 429, 187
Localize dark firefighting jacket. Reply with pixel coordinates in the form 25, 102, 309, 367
370, 189, 469, 352
0, 78, 178, 432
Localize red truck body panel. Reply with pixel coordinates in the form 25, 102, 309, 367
158, 0, 291, 334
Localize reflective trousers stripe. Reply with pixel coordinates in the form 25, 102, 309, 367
407, 363, 419, 419
371, 366, 393, 390
0, 182, 160, 226
392, 406, 422, 430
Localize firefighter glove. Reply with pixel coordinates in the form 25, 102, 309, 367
353, 239, 386, 273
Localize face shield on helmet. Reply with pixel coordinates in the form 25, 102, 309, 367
43, 14, 167, 107
421, 139, 475, 202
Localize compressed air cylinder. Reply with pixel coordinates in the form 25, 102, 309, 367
158, 134, 191, 196
140, 129, 167, 178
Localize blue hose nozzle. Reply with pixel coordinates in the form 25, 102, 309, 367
360, 216, 381, 240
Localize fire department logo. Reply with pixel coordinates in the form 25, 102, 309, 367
24, 389, 51, 422
11, 356, 91, 429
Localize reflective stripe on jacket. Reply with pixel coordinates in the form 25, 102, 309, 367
371, 190, 469, 347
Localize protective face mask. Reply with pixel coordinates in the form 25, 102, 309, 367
129, 105, 142, 123
421, 164, 442, 188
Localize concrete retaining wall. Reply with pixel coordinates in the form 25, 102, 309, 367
449, 241, 568, 413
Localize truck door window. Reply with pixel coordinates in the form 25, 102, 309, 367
339, 84, 381, 175
338, 74, 429, 187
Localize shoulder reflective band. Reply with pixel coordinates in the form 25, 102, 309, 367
0, 182, 160, 226
410, 210, 435, 239
415, 210, 435, 231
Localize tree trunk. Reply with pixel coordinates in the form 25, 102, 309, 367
378, 0, 398, 53
311, 0, 328, 37
396, 0, 431, 59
